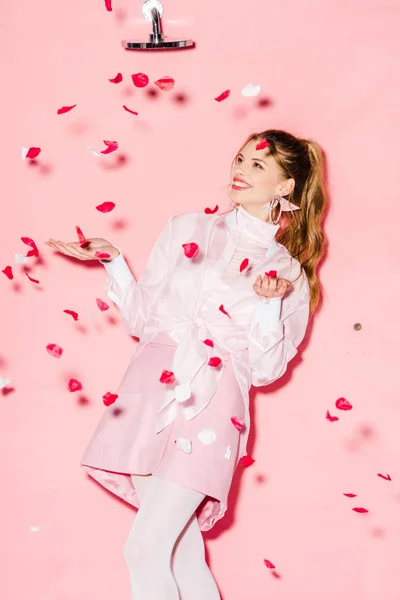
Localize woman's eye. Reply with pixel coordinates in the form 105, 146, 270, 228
254, 162, 263, 169
236, 156, 242, 163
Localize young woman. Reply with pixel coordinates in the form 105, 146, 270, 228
46, 129, 326, 599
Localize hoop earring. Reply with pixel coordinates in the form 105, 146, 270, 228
262, 195, 283, 224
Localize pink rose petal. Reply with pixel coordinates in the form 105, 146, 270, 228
105, 0, 112, 11
57, 105, 77, 115
204, 205, 219, 214
343, 493, 357, 498
255, 138, 269, 150
203, 339, 214, 347
2, 266, 13, 280
215, 89, 230, 102
326, 410, 338, 422
96, 298, 109, 311
160, 370, 176, 384
109, 73, 122, 83
154, 76, 175, 91
132, 73, 149, 88
336, 397, 352, 411
100, 140, 118, 155
219, 304, 231, 318
208, 357, 222, 368
231, 416, 244, 431
21, 237, 39, 257
182, 242, 199, 259
122, 105, 138, 115
26, 147, 41, 159
263, 559, 276, 569
26, 272, 39, 284
377, 473, 391, 481
46, 343, 63, 358
95, 252, 110, 259
68, 378, 83, 392
75, 226, 85, 242
353, 507, 369, 513
95, 202, 115, 213
103, 391, 118, 406
240, 258, 249, 272
64, 309, 79, 321
241, 455, 255, 468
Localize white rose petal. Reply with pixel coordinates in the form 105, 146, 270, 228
224, 446, 232, 460
241, 83, 261, 97
30, 526, 40, 532
88, 146, 102, 157
0, 377, 11, 390
14, 253, 28, 264
197, 428, 217, 446
175, 438, 192, 453
175, 383, 191, 404
21, 147, 29, 159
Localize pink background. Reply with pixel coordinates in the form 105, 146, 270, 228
1, 1, 400, 598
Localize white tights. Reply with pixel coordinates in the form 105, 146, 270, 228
123, 473, 221, 600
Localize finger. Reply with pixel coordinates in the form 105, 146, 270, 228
64, 243, 97, 260
46, 241, 76, 257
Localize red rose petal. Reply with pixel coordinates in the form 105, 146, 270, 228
46, 343, 63, 358
26, 147, 41, 159
263, 559, 276, 569
96, 298, 109, 311
326, 410, 338, 422
57, 105, 77, 115
241, 455, 255, 468
240, 258, 249, 272
95, 252, 110, 259
377, 473, 391, 481
100, 140, 118, 155
64, 309, 79, 321
75, 226, 85, 242
26, 272, 39, 284
2, 266, 13, 280
182, 243, 199, 259
132, 73, 149, 88
219, 304, 231, 318
21, 237, 39, 257
160, 370, 176, 384
204, 205, 219, 214
122, 105, 139, 115
105, 0, 112, 11
68, 378, 83, 392
215, 89, 230, 102
109, 73, 123, 83
231, 416, 244, 431
203, 339, 214, 347
208, 357, 222, 368
343, 493, 357, 498
80, 241, 91, 248
154, 76, 175, 91
103, 391, 118, 406
96, 202, 115, 213
353, 507, 369, 513
336, 397, 352, 411
265, 270, 277, 278
256, 138, 269, 150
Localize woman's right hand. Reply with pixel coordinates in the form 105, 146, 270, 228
45, 238, 120, 262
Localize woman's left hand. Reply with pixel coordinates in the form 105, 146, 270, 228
253, 273, 293, 300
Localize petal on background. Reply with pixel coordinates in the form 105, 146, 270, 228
352, 507, 369, 513
21, 147, 29, 159
63, 309, 79, 321
160, 370, 176, 384
204, 205, 219, 214
255, 138, 269, 150
96, 298, 110, 311
26, 147, 41, 159
131, 73, 149, 87
377, 473, 391, 481
57, 105, 77, 115
46, 343, 63, 358
14, 253, 28, 264
105, 0, 112, 11
203, 339, 214, 347
103, 392, 118, 406
122, 105, 139, 115
2, 266, 13, 280
241, 83, 261, 97
109, 73, 123, 83
336, 397, 352, 411
100, 140, 118, 154
26, 272, 39, 284
326, 410, 338, 422
88, 146, 102, 156
231, 416, 244, 431
75, 226, 85, 242
241, 454, 255, 468
175, 438, 192, 453
240, 258, 249, 272
208, 357, 221, 368
95, 201, 115, 213
263, 559, 276, 569
0, 377, 11, 390
21, 237, 39, 257
154, 76, 175, 91
343, 493, 357, 497
197, 428, 217, 445
214, 89, 230, 102
68, 378, 83, 392
182, 243, 199, 259
175, 383, 191, 403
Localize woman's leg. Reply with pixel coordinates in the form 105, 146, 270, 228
124, 474, 206, 600
130, 474, 221, 599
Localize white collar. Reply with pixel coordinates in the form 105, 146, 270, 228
224, 206, 279, 259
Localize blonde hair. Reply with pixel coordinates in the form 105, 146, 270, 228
231, 129, 328, 315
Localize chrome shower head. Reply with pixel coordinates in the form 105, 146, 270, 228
121, 0, 194, 50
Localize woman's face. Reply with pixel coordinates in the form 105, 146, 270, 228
229, 139, 294, 220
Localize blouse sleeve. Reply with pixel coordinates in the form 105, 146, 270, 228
246, 270, 310, 387
99, 217, 172, 338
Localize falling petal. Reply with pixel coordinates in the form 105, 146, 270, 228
241, 454, 255, 468
14, 253, 28, 264
203, 339, 214, 347
231, 416, 244, 431
88, 146, 102, 156
204, 205, 219, 214
30, 526, 40, 533
132, 73, 149, 88
241, 83, 261, 97
68, 378, 83, 392
64, 309, 79, 321
46, 343, 63, 358
160, 370, 176, 384
343, 493, 357, 498
208, 357, 221, 368
263, 559, 276, 569
95, 252, 111, 259
219, 304, 231, 318
105, 0, 112, 11
26, 272, 39, 284
198, 428, 217, 445
103, 391, 118, 406
377, 473, 391, 481
123, 105, 139, 115
326, 410, 338, 422
21, 147, 29, 159
96, 202, 115, 213
80, 241, 90, 248
100, 140, 118, 154
224, 446, 232, 460
353, 507, 369, 513
175, 383, 191, 403
240, 258, 249, 272
96, 298, 109, 311
109, 73, 122, 83
2, 266, 13, 280
182, 242, 199, 259
336, 397, 352, 411
21, 237, 39, 257
57, 105, 77, 115
175, 438, 192, 453
215, 90, 230, 102
26, 147, 41, 159
75, 226, 85, 242
154, 76, 175, 91
255, 138, 269, 150
0, 377, 11, 390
